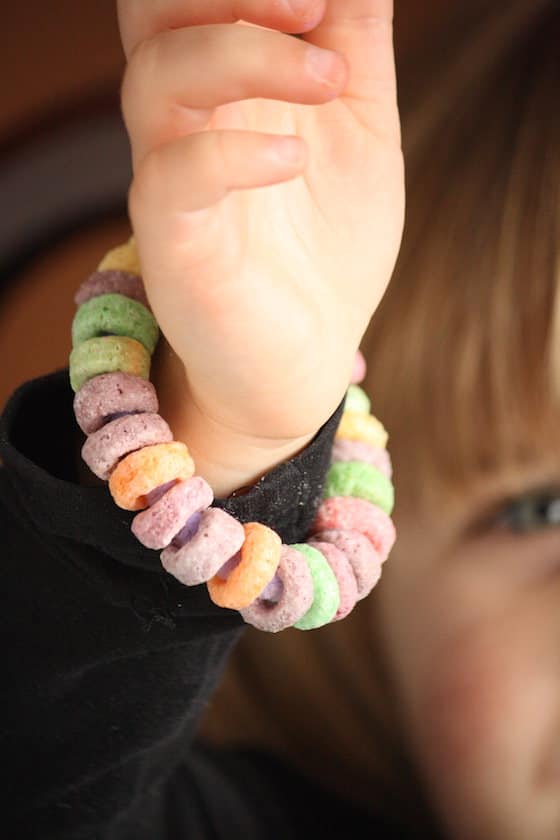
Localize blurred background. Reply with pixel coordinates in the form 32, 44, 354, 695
0, 0, 130, 407
0, 0, 441, 409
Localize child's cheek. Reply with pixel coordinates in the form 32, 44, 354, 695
408, 598, 559, 836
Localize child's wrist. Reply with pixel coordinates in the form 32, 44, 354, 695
150, 338, 317, 499
173, 412, 315, 500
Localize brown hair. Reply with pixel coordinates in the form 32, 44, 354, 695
198, 0, 560, 832
370, 0, 560, 520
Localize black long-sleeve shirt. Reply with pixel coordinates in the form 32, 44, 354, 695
1, 368, 410, 839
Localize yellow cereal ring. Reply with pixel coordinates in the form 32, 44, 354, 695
335, 411, 388, 449
207, 522, 282, 610
98, 237, 140, 275
108, 441, 195, 511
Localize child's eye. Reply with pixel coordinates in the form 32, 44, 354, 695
497, 491, 560, 533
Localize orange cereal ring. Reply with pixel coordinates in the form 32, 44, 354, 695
207, 522, 282, 610
98, 237, 140, 275
108, 441, 195, 511
335, 411, 388, 449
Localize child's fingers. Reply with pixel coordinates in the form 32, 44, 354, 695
303, 0, 400, 143
121, 24, 347, 170
117, 0, 325, 60
128, 129, 307, 275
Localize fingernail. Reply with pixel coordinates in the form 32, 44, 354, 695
286, 0, 321, 24
305, 45, 344, 86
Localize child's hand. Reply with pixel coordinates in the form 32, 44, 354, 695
117, 0, 404, 446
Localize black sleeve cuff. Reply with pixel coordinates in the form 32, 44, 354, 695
0, 368, 345, 573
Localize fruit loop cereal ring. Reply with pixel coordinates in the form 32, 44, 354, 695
291, 544, 340, 631
336, 411, 388, 449
82, 413, 173, 480
131, 476, 214, 550
97, 237, 140, 274
324, 461, 394, 515
109, 441, 195, 511
73, 372, 159, 435
307, 540, 358, 622
239, 545, 315, 633
72, 294, 159, 355
207, 522, 282, 610
312, 529, 382, 600
69, 336, 150, 393
312, 496, 396, 563
350, 349, 366, 384
331, 438, 392, 480
343, 384, 371, 415
74, 270, 151, 311
161, 508, 245, 587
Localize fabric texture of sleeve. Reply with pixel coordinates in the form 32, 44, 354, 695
0, 367, 345, 840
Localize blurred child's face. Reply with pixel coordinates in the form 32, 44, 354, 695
378, 462, 560, 839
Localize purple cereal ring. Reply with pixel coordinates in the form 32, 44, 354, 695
74, 270, 151, 311
131, 476, 214, 550
81, 412, 172, 481
239, 544, 314, 633
312, 529, 382, 600
73, 371, 158, 434
307, 540, 358, 621
312, 496, 396, 563
160, 508, 245, 587
331, 438, 392, 480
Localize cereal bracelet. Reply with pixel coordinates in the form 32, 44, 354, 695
69, 239, 397, 632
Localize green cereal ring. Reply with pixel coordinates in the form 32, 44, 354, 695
69, 336, 151, 393
343, 385, 371, 415
72, 293, 159, 355
291, 544, 340, 630
324, 461, 394, 516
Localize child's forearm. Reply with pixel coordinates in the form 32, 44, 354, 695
1, 366, 346, 839
151, 338, 317, 499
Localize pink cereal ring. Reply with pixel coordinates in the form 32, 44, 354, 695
109, 441, 195, 511
207, 522, 282, 610
330, 438, 392, 480
351, 350, 366, 384
312, 529, 382, 600
307, 540, 358, 621
160, 507, 245, 587
82, 412, 172, 480
311, 496, 396, 563
73, 371, 158, 435
131, 476, 214, 550
239, 544, 314, 633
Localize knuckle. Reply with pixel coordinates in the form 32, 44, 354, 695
128, 30, 161, 76
214, 130, 231, 169
128, 148, 162, 217
213, 130, 244, 177
121, 33, 160, 113
119, 68, 134, 128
